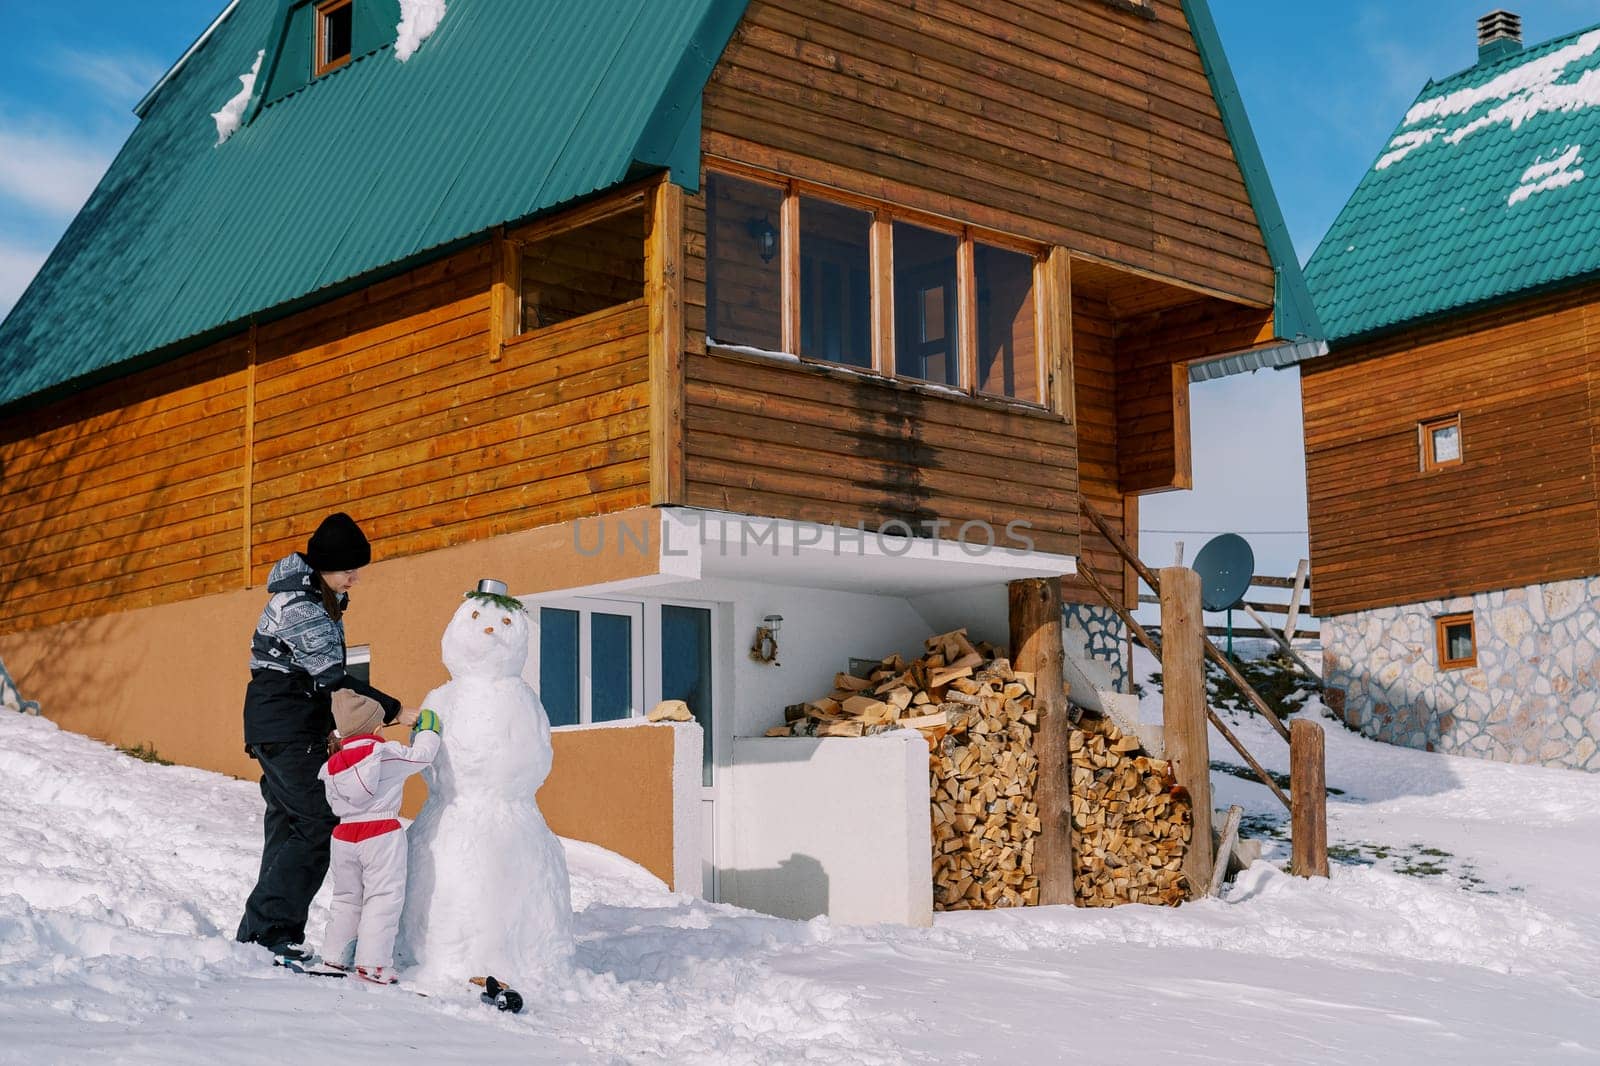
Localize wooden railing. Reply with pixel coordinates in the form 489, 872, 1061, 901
1137, 560, 1322, 684
1076, 494, 1328, 882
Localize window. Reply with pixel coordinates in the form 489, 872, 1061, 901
706, 172, 783, 353
799, 197, 872, 368
345, 644, 371, 685
1421, 414, 1462, 471
704, 166, 1045, 405
536, 601, 643, 726
530, 598, 716, 784
1435, 613, 1476, 669
976, 242, 1039, 400
315, 0, 354, 76
893, 221, 960, 386
516, 206, 646, 335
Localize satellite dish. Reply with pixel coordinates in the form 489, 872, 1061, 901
1192, 534, 1254, 612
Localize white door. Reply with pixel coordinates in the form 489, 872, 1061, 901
644, 602, 718, 899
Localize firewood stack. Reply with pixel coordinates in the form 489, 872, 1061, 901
768, 628, 1043, 910
1070, 713, 1191, 907
766, 627, 1191, 910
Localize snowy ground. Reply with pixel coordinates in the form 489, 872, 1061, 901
3, 659, 1599, 1064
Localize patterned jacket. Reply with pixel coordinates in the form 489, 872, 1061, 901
243, 552, 399, 744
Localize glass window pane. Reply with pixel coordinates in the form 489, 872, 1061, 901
976, 243, 1037, 400
322, 4, 353, 67
893, 222, 960, 385
1431, 423, 1461, 464
520, 206, 645, 333
661, 605, 714, 787
707, 173, 783, 352
799, 197, 872, 368
590, 612, 634, 722
1446, 622, 1473, 662
539, 608, 579, 727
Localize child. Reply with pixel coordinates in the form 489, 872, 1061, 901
318, 688, 442, 984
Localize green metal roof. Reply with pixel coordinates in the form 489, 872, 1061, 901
1182, 0, 1321, 349
1305, 22, 1600, 345
0, 0, 746, 411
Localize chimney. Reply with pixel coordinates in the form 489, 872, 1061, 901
1477, 10, 1523, 65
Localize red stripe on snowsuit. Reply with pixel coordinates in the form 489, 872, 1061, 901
326, 734, 385, 774
332, 819, 402, 842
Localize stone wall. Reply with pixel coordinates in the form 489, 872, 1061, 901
1322, 577, 1600, 772
1062, 602, 1129, 692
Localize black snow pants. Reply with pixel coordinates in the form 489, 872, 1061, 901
235, 738, 337, 949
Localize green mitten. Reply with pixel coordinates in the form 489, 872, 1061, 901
412, 708, 442, 737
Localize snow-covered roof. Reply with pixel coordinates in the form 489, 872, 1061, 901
1304, 20, 1600, 345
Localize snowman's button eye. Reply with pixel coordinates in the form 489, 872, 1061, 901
502, 617, 511, 626
471, 610, 480, 620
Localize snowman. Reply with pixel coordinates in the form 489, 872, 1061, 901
396, 580, 573, 986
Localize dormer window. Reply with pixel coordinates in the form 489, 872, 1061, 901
316, 0, 354, 76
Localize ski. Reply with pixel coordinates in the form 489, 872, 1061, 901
470, 975, 524, 1014
273, 955, 347, 978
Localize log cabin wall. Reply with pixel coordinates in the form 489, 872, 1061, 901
0, 340, 252, 632
684, 0, 1279, 575
0, 240, 655, 635
700, 0, 1275, 308
1302, 285, 1600, 618
1062, 292, 1130, 605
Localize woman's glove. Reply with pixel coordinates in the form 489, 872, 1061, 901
411, 708, 442, 738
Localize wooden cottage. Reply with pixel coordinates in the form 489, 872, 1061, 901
0, 0, 1314, 918
1300, 11, 1600, 773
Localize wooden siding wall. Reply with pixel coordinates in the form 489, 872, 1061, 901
682, 348, 1080, 556
1114, 298, 1274, 493
520, 206, 647, 333
0, 342, 250, 631
1303, 288, 1600, 617
701, 0, 1274, 309
0, 243, 653, 634
1062, 293, 1131, 606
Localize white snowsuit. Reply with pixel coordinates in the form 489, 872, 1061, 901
318, 729, 440, 969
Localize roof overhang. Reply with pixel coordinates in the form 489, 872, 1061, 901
1189, 336, 1329, 382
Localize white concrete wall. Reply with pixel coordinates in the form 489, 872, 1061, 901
642, 576, 940, 738
726, 731, 932, 926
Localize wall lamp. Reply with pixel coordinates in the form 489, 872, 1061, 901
746, 215, 778, 263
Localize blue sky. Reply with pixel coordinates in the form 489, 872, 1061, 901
1, 1, 1596, 603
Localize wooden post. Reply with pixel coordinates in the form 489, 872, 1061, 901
1208, 804, 1243, 898
1291, 719, 1330, 878
1009, 577, 1074, 906
1284, 559, 1311, 638
646, 178, 685, 506
1159, 565, 1213, 899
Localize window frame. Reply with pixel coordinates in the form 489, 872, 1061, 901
1434, 612, 1477, 670
314, 0, 355, 77
1419, 413, 1463, 472
495, 183, 653, 351
704, 161, 1049, 410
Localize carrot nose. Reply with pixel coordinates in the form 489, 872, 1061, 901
483, 627, 495, 634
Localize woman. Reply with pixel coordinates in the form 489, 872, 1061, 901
236, 511, 416, 960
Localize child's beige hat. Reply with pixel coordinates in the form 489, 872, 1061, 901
332, 689, 385, 737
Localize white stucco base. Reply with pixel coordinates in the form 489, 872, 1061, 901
726, 732, 933, 926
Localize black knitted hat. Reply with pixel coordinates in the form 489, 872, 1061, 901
305, 512, 371, 572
